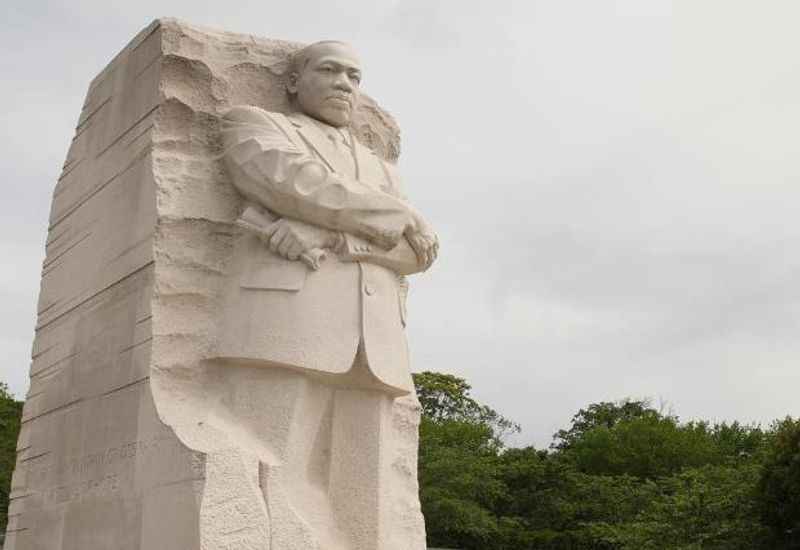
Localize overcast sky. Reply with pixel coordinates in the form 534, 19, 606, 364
2, 0, 799, 447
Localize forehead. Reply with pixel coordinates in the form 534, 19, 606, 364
304, 43, 361, 71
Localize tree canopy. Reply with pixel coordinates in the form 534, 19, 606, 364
413, 372, 800, 550
0, 383, 22, 538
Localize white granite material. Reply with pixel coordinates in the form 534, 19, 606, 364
6, 19, 432, 550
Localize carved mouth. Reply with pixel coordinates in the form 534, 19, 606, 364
327, 96, 352, 108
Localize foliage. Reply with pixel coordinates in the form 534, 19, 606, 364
0, 383, 23, 536
600, 463, 769, 549
413, 373, 790, 550
414, 371, 519, 443
552, 399, 657, 451
495, 448, 659, 549
563, 415, 720, 479
757, 417, 800, 547
414, 371, 517, 548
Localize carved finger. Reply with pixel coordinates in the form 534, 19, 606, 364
278, 234, 294, 257
257, 220, 278, 245
420, 235, 431, 266
409, 235, 425, 264
263, 219, 283, 240
269, 224, 289, 253
286, 241, 303, 261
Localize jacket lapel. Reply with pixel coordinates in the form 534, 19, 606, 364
286, 113, 397, 195
353, 140, 393, 193
288, 113, 353, 176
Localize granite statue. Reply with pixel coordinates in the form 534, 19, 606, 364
5, 21, 433, 550
212, 40, 438, 548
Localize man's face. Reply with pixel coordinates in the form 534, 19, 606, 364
289, 42, 362, 128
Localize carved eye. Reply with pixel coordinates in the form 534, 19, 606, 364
350, 73, 362, 85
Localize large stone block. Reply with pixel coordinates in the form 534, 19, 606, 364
7, 19, 425, 549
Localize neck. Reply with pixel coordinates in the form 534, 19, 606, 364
292, 109, 348, 130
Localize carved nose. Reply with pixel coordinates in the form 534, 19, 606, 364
334, 76, 353, 92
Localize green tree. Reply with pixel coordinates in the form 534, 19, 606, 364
562, 414, 721, 479
553, 399, 655, 451
504, 401, 771, 549
413, 371, 518, 548
418, 418, 506, 547
495, 447, 657, 549
0, 383, 23, 536
413, 372, 789, 550
757, 417, 800, 547
707, 420, 767, 461
414, 371, 519, 443
598, 463, 769, 549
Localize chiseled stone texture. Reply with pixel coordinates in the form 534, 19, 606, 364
6, 18, 425, 550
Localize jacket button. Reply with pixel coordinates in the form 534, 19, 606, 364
364, 284, 374, 296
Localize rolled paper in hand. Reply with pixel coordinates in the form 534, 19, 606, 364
235, 204, 326, 270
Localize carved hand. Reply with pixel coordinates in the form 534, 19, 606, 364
405, 215, 439, 271
261, 218, 340, 261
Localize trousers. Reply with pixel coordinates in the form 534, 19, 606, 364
197, 344, 422, 549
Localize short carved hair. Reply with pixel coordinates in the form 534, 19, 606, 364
288, 40, 352, 76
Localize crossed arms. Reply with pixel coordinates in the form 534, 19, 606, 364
221, 105, 437, 274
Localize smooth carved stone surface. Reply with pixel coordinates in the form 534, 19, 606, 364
6, 19, 428, 550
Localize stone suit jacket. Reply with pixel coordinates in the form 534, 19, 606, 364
215, 105, 425, 395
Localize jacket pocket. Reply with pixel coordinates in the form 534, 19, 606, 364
240, 253, 307, 291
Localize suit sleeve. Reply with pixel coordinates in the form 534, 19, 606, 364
339, 233, 425, 276
221, 105, 414, 249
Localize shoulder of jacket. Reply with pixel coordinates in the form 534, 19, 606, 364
222, 105, 291, 127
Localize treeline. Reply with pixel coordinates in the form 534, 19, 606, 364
415, 371, 800, 550
0, 384, 23, 538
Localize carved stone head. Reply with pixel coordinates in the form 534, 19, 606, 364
286, 41, 362, 128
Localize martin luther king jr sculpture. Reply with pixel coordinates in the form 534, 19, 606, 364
214, 40, 438, 549
4, 20, 433, 550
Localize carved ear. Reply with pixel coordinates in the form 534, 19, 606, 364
286, 72, 299, 95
